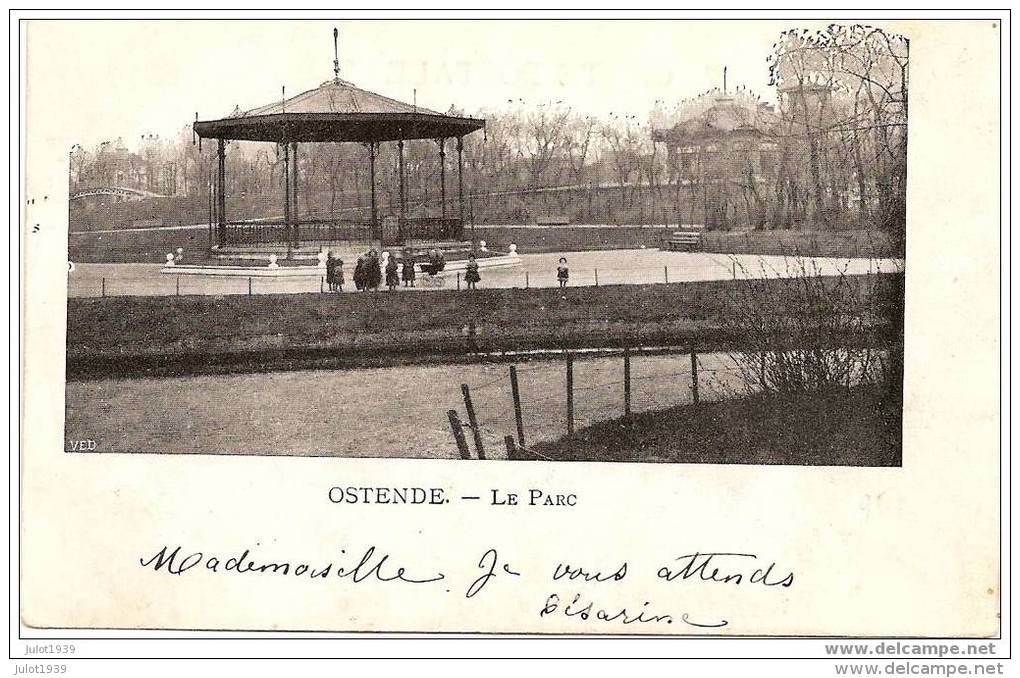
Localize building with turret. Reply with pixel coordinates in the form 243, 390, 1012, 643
651, 84, 780, 228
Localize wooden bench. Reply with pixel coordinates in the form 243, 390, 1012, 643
664, 230, 704, 252
536, 215, 570, 226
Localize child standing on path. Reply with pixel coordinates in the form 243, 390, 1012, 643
557, 257, 569, 289
401, 250, 416, 287
325, 253, 337, 292
385, 255, 400, 291
464, 253, 481, 290
353, 255, 365, 291
326, 255, 345, 292
366, 250, 382, 291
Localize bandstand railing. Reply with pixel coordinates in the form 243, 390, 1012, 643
219, 217, 465, 246
398, 217, 464, 242
221, 219, 376, 245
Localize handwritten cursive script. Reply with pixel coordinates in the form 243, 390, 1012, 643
139, 544, 445, 584
657, 552, 794, 588
137, 544, 794, 631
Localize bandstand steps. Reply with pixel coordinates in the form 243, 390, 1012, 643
212, 241, 382, 261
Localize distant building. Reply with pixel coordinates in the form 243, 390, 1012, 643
71, 137, 145, 193
651, 89, 780, 228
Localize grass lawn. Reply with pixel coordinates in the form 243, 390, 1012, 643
473, 226, 897, 259
67, 274, 902, 378
701, 228, 897, 259
527, 384, 902, 466
67, 274, 901, 379
69, 226, 215, 263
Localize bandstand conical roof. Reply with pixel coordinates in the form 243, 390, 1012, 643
195, 77, 485, 143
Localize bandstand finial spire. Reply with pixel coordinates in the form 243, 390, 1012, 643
333, 27, 340, 81
723, 65, 728, 93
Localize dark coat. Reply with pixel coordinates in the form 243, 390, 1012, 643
353, 257, 367, 290
365, 254, 382, 289
385, 259, 400, 287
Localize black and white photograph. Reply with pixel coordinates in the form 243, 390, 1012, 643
15, 12, 1004, 663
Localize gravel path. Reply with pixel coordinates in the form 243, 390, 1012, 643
68, 249, 902, 298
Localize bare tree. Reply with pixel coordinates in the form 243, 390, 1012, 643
564, 113, 598, 217
769, 24, 908, 238
520, 103, 571, 188
601, 113, 645, 212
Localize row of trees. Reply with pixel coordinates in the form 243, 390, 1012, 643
70, 25, 907, 236
767, 24, 908, 234
650, 25, 907, 234
69, 105, 661, 225
70, 129, 203, 198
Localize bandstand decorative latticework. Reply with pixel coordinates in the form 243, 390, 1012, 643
194, 35, 485, 251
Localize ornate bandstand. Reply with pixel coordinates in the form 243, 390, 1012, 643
193, 30, 486, 258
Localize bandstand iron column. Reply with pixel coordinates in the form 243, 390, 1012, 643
282, 142, 291, 245
368, 142, 378, 238
207, 163, 214, 250
438, 137, 447, 219
290, 141, 300, 245
456, 136, 466, 242
216, 138, 226, 247
397, 138, 406, 240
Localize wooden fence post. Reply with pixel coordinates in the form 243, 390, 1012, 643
691, 347, 700, 406
101, 277, 106, 298
509, 365, 526, 449
595, 268, 599, 287
457, 272, 461, 290
461, 384, 486, 460
525, 271, 529, 289
664, 265, 669, 283
623, 346, 631, 416
176, 275, 181, 296
248, 277, 252, 296
447, 410, 472, 460
504, 435, 517, 460
321, 276, 324, 293
760, 351, 768, 391
566, 352, 574, 435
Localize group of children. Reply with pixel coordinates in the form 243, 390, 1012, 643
320, 248, 412, 291
322, 249, 571, 293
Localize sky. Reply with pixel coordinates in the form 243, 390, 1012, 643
27, 19, 829, 151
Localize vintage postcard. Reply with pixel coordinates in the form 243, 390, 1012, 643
18, 16, 1002, 641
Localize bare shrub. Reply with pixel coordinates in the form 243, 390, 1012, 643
723, 256, 899, 394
